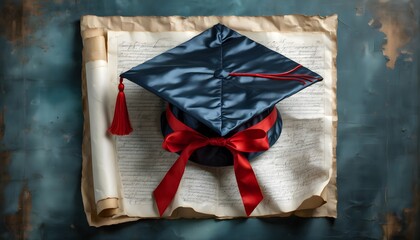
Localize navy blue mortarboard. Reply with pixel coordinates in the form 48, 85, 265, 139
109, 24, 323, 216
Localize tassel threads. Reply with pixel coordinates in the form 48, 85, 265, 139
228, 65, 320, 85
108, 77, 133, 135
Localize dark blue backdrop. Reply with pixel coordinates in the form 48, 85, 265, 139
0, 0, 419, 239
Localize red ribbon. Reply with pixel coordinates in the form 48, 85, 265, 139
153, 106, 278, 216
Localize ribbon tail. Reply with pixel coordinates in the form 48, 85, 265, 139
233, 153, 263, 216
153, 143, 204, 216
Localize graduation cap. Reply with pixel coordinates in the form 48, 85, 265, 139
108, 24, 323, 216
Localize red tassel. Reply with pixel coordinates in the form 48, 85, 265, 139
108, 77, 133, 135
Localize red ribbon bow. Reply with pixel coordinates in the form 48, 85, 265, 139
153, 107, 278, 216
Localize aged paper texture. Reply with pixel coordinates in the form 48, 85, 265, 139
80, 15, 337, 227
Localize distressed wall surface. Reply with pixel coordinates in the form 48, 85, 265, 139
0, 0, 419, 239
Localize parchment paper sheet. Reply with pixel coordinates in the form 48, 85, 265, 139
80, 15, 337, 227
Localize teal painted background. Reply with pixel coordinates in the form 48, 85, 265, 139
0, 0, 419, 239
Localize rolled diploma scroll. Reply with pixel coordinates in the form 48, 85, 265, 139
84, 33, 120, 216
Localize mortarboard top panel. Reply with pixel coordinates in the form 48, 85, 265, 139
120, 24, 323, 137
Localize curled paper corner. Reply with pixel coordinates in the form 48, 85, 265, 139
368, 1, 417, 69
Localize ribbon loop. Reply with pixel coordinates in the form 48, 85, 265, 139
229, 129, 270, 152
162, 130, 206, 152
